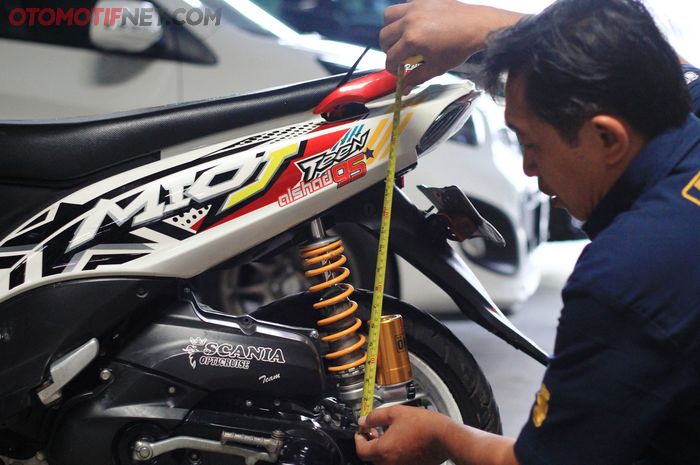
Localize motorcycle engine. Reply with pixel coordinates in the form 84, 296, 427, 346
45, 295, 358, 465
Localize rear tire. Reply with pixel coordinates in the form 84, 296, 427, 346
356, 296, 502, 433
251, 291, 501, 434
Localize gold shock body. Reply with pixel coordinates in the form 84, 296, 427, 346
377, 314, 413, 386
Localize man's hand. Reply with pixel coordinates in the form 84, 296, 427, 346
380, 0, 524, 89
354, 405, 520, 465
355, 405, 451, 465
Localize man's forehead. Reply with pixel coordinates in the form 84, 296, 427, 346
504, 76, 528, 135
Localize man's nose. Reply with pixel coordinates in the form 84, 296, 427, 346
522, 153, 538, 177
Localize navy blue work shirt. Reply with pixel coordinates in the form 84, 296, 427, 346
514, 66, 700, 465
684, 64, 700, 117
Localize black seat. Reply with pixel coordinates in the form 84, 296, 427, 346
0, 72, 364, 184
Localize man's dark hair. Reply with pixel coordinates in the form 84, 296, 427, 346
482, 0, 691, 143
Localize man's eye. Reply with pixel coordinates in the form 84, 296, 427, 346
520, 143, 536, 151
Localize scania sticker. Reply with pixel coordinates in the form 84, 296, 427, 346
182, 337, 286, 370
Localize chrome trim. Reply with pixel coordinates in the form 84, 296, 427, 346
133, 431, 284, 465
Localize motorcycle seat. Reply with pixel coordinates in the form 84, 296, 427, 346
0, 72, 363, 185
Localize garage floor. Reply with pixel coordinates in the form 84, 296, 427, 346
445, 240, 588, 437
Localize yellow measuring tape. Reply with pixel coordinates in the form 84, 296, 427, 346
359, 57, 421, 426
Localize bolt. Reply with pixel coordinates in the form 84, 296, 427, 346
323, 414, 332, 423
99, 369, 112, 381
35, 451, 46, 462
168, 386, 177, 395
245, 400, 253, 408
273, 399, 281, 407
309, 330, 319, 339
136, 445, 152, 460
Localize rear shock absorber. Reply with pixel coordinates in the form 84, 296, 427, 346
299, 219, 366, 406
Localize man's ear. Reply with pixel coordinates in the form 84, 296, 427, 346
590, 115, 630, 165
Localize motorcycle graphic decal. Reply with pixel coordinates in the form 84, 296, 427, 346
296, 125, 370, 182
182, 337, 286, 370
163, 205, 213, 234
365, 113, 414, 165
0, 115, 401, 298
277, 125, 373, 207
206, 124, 369, 228
67, 141, 306, 252
220, 143, 304, 212
277, 170, 334, 207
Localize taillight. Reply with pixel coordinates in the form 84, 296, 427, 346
416, 92, 479, 156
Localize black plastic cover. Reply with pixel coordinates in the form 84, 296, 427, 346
117, 294, 325, 400
0, 278, 176, 420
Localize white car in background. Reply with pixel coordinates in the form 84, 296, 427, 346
0, 0, 547, 312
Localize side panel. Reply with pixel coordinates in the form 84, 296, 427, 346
329, 185, 550, 365
0, 80, 473, 303
0, 278, 176, 419
117, 294, 325, 399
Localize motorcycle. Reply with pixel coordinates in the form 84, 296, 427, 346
0, 68, 548, 465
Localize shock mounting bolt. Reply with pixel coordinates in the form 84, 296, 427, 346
136, 445, 152, 460
309, 330, 319, 339
168, 386, 177, 395
99, 369, 112, 381
245, 400, 253, 408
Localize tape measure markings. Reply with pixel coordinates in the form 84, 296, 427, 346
359, 65, 407, 424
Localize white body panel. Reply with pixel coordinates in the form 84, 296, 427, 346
0, 80, 476, 304
0, 0, 545, 310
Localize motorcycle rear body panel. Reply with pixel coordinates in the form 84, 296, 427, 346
117, 292, 325, 399
0, 278, 174, 419
0, 76, 476, 304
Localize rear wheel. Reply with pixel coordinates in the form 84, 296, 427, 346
252, 291, 501, 436
197, 224, 400, 315
357, 297, 502, 434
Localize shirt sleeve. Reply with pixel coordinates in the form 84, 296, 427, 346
513, 294, 689, 465
682, 64, 700, 117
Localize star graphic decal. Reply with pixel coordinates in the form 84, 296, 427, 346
364, 148, 375, 159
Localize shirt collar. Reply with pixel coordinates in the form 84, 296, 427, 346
583, 114, 700, 239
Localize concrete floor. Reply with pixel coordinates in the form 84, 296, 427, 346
443, 240, 588, 437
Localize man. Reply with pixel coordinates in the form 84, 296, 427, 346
355, 1, 700, 464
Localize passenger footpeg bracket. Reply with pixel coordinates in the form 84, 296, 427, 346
133, 431, 285, 465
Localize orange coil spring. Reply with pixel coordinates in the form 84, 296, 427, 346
300, 239, 366, 373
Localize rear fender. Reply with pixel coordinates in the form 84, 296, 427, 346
329, 183, 549, 365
